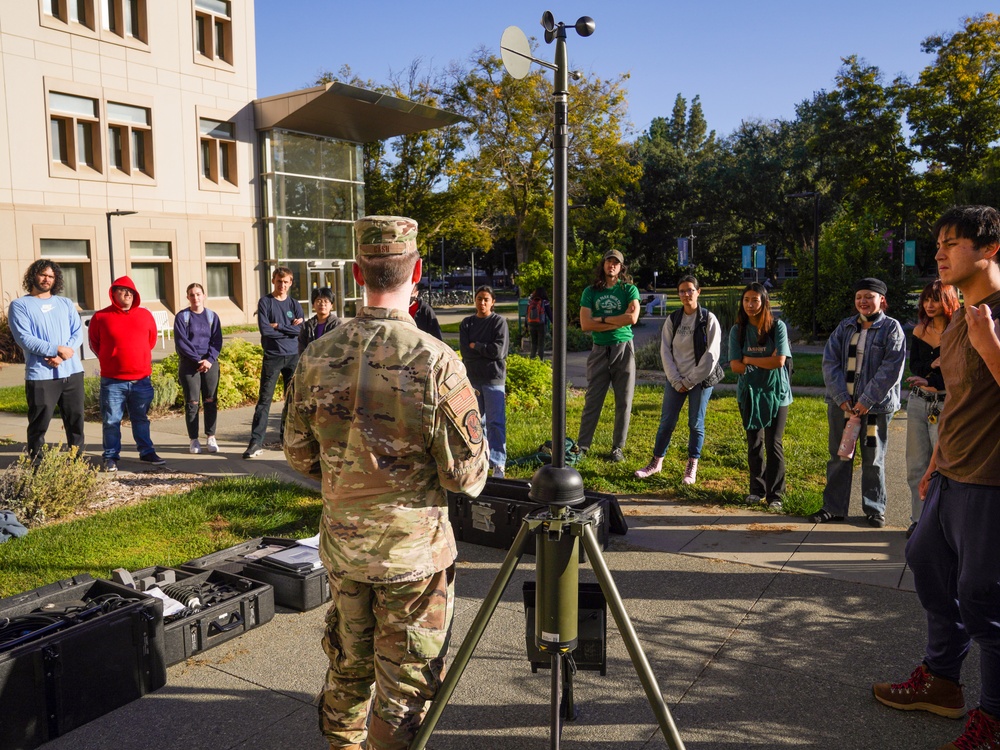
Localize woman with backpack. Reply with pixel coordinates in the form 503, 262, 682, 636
728, 282, 792, 510
174, 282, 223, 454
460, 286, 510, 477
635, 275, 723, 484
526, 287, 552, 360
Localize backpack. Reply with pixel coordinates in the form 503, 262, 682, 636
669, 307, 725, 388
180, 308, 217, 328
527, 298, 544, 324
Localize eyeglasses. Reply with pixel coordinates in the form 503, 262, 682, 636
113, 288, 134, 296
678, 289, 698, 296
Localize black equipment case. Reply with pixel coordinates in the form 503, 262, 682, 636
125, 566, 275, 666
183, 537, 330, 612
0, 574, 166, 750
448, 477, 624, 561
522, 581, 608, 675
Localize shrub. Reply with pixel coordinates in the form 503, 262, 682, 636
0, 445, 102, 526
155, 341, 279, 411
565, 325, 592, 352
505, 354, 552, 411
703, 288, 742, 362
634, 338, 662, 371
0, 301, 25, 365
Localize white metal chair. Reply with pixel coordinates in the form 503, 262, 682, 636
151, 310, 172, 349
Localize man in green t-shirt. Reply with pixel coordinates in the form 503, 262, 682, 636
577, 249, 640, 461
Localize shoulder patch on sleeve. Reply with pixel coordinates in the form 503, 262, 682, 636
440, 374, 484, 449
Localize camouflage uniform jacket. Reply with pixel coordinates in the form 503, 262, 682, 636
285, 306, 489, 583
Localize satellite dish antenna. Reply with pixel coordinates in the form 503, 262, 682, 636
500, 26, 532, 79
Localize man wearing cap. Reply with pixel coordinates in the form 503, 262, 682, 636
284, 215, 489, 750
811, 276, 905, 527
576, 249, 641, 462
874, 206, 1000, 748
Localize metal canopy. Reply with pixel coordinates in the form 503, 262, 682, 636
253, 81, 464, 143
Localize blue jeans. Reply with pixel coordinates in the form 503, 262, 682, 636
821, 403, 891, 517
100, 376, 155, 460
907, 474, 1000, 716
652, 384, 713, 459
475, 383, 507, 469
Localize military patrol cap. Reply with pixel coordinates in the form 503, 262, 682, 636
354, 215, 418, 256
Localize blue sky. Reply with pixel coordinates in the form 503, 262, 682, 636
254, 2, 989, 139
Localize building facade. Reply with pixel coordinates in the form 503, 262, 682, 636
0, 1, 458, 324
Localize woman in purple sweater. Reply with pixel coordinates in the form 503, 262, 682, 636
174, 283, 223, 454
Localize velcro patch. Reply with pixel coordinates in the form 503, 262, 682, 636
464, 410, 484, 444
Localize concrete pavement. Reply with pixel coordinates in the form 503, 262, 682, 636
0, 317, 951, 750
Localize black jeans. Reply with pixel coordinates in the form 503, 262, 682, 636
746, 405, 788, 501
179, 359, 220, 440
528, 323, 546, 360
249, 353, 298, 445
25, 371, 85, 457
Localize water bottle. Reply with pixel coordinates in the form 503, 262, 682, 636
838, 413, 862, 461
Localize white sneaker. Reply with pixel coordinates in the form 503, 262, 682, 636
635, 458, 663, 479
189, 439, 201, 454
745, 494, 762, 505
205, 436, 219, 453
682, 458, 699, 485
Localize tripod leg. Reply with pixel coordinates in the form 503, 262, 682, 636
551, 653, 562, 750
560, 654, 577, 721
409, 520, 534, 750
582, 525, 687, 750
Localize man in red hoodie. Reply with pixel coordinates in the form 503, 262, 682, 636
88, 276, 163, 472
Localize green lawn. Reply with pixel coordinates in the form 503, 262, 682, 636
0, 476, 322, 598
0, 387, 832, 597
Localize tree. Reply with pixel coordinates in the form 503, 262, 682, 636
806, 56, 917, 228
629, 94, 718, 284
902, 13, 1000, 217
781, 205, 914, 336
447, 46, 637, 274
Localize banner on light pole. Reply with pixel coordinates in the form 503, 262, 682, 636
678, 237, 690, 267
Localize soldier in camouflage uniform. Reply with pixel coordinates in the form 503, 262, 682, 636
284, 215, 489, 750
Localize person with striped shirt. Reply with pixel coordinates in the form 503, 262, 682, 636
811, 277, 906, 528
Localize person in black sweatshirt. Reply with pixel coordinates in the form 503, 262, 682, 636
244, 266, 303, 458
459, 286, 509, 477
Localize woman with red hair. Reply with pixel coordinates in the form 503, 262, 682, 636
905, 279, 960, 538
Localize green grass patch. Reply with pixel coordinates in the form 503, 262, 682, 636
221, 324, 259, 335
504, 386, 829, 518
0, 384, 27, 414
0, 476, 322, 597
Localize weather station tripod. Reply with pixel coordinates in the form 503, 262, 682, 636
410, 11, 686, 750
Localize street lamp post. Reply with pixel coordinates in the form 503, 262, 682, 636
688, 222, 712, 264
787, 192, 820, 341
106, 209, 137, 284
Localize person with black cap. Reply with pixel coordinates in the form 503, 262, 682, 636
576, 249, 640, 462
811, 277, 905, 527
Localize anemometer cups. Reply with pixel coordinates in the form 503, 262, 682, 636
529, 464, 587, 508
540, 11, 595, 43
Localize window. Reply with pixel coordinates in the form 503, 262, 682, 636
206, 242, 239, 300
129, 240, 172, 308
39, 238, 92, 308
49, 92, 100, 172
199, 118, 237, 187
102, 0, 146, 43
41, 0, 96, 31
107, 102, 152, 177
194, 0, 232, 64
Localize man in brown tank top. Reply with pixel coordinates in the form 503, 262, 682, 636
873, 205, 1000, 749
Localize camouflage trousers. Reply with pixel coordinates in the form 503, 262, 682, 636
319, 565, 455, 750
